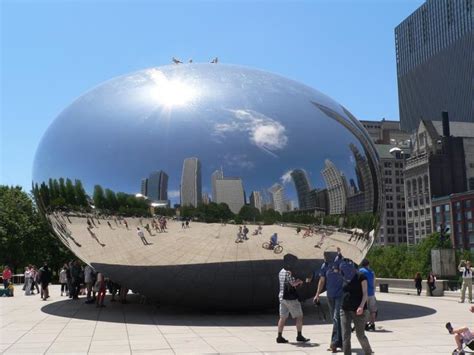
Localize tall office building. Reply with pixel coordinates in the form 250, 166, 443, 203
180, 157, 202, 207
322, 159, 347, 215
395, 0, 474, 132
269, 183, 287, 214
202, 193, 210, 205
211, 168, 223, 202
290, 169, 313, 210
249, 191, 263, 212
215, 177, 245, 214
349, 143, 375, 213
147, 170, 168, 202
140, 178, 148, 197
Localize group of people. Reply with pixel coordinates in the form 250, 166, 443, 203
277, 249, 376, 355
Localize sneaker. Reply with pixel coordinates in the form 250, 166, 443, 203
446, 322, 454, 334
296, 335, 310, 343
276, 336, 288, 343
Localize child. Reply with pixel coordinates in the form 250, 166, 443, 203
446, 306, 474, 354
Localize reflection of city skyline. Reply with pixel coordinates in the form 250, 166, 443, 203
136, 144, 375, 215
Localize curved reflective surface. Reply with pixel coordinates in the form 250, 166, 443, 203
33, 64, 381, 309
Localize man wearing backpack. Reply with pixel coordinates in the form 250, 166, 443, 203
276, 254, 310, 344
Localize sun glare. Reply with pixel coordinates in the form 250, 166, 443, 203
146, 68, 198, 108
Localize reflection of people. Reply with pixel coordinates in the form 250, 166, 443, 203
458, 260, 472, 303
270, 233, 278, 248
414, 272, 422, 296
277, 254, 309, 344
340, 259, 373, 355
445, 306, 474, 354
137, 227, 150, 245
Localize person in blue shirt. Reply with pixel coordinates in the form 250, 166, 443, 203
359, 259, 377, 331
314, 260, 344, 352
270, 233, 278, 249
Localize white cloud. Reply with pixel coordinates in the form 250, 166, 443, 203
281, 170, 294, 185
213, 109, 288, 155
168, 190, 180, 198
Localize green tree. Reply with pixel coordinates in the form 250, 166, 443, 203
238, 205, 261, 222
93, 185, 106, 209
104, 189, 118, 211
0, 186, 73, 274
65, 178, 76, 206
74, 179, 88, 208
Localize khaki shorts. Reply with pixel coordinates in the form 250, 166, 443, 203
279, 299, 303, 319
367, 296, 377, 313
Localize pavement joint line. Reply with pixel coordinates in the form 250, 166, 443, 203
151, 307, 176, 355
85, 302, 101, 354
122, 302, 133, 354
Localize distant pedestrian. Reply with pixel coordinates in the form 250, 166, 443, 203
24, 267, 32, 296
38, 262, 52, 301
427, 271, 436, 296
414, 272, 422, 296
235, 226, 243, 243
2, 266, 12, 289
458, 260, 472, 303
95, 273, 106, 308
243, 225, 249, 240
59, 265, 68, 296
84, 264, 96, 303
70, 260, 81, 300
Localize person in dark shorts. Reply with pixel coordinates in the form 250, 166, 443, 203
38, 262, 52, 301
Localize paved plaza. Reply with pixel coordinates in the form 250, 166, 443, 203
1, 285, 472, 354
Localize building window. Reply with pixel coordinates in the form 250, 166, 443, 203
466, 211, 473, 220
466, 200, 472, 209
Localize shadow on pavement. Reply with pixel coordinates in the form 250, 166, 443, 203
41, 294, 436, 326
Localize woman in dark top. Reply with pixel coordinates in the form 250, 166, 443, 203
427, 271, 436, 296
414, 272, 422, 296
340, 259, 373, 355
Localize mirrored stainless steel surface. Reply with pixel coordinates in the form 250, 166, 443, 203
33, 64, 381, 309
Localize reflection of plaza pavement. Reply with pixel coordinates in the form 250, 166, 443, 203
0, 285, 470, 354
51, 216, 371, 267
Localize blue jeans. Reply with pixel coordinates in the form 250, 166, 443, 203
327, 296, 342, 347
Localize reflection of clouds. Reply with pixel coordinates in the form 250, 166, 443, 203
214, 109, 288, 155
223, 154, 255, 170
168, 190, 180, 198
281, 170, 293, 184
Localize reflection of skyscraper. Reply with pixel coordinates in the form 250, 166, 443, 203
269, 183, 287, 214
211, 168, 223, 202
215, 178, 245, 214
181, 157, 202, 207
141, 178, 148, 197
322, 159, 347, 215
147, 170, 168, 202
202, 193, 210, 205
308, 188, 328, 213
250, 191, 262, 212
291, 169, 312, 210
349, 143, 374, 212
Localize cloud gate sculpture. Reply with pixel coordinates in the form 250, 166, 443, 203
33, 64, 381, 309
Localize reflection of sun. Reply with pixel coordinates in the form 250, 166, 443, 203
146, 68, 198, 108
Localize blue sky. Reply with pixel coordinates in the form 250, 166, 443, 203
1, 0, 424, 191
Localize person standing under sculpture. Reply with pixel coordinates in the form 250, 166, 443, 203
276, 254, 310, 344
59, 264, 68, 296
70, 260, 81, 300
458, 260, 472, 303
314, 261, 343, 352
38, 262, 51, 300
340, 259, 373, 355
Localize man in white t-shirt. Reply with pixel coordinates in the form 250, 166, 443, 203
459, 260, 473, 303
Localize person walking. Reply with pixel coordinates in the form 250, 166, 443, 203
340, 259, 373, 355
2, 266, 12, 289
314, 260, 343, 352
458, 260, 472, 303
38, 262, 52, 301
276, 254, 310, 344
24, 266, 32, 296
427, 271, 436, 296
359, 259, 377, 331
137, 227, 150, 245
414, 272, 422, 296
95, 273, 106, 308
59, 265, 68, 296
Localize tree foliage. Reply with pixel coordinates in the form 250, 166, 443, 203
0, 185, 73, 274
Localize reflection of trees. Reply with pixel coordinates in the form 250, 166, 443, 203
92, 185, 150, 217
180, 202, 233, 223
32, 178, 88, 211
